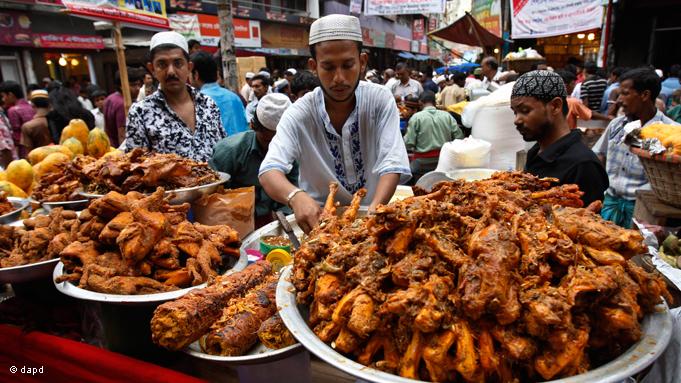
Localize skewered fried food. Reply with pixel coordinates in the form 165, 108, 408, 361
201, 275, 279, 356
151, 261, 272, 351
292, 172, 671, 382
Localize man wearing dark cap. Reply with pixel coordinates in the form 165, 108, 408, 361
511, 70, 608, 206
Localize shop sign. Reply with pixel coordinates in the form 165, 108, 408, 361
410, 40, 419, 53
511, 0, 604, 39
61, 0, 169, 29
34, 33, 104, 49
372, 30, 385, 48
261, 23, 308, 50
394, 36, 410, 51
0, 10, 104, 49
413, 18, 424, 41
232, 18, 261, 48
168, 13, 200, 40
364, 0, 445, 16
361, 27, 373, 46
419, 42, 428, 54
471, 0, 501, 37
428, 16, 438, 32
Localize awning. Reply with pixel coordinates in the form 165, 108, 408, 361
428, 12, 507, 48
435, 63, 480, 74
397, 52, 416, 60
414, 54, 432, 61
237, 47, 311, 57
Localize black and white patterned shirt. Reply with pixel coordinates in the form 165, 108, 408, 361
124, 85, 225, 162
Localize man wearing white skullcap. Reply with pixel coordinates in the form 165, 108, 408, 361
211, 93, 299, 222
259, 14, 411, 233
241, 72, 255, 102
124, 31, 225, 162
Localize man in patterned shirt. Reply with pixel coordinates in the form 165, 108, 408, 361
259, 14, 411, 233
593, 68, 679, 228
124, 31, 225, 162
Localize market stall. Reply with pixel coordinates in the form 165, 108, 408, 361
1, 120, 680, 382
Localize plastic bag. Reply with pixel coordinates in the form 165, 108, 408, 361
192, 187, 255, 240
435, 137, 492, 172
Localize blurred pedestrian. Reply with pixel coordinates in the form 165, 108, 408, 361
104, 67, 143, 147
47, 86, 95, 143
21, 90, 52, 153
290, 70, 320, 102
90, 89, 107, 129
0, 81, 35, 158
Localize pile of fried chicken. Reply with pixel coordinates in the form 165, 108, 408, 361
292, 172, 671, 382
151, 261, 295, 354
1, 208, 78, 268
80, 148, 220, 194
54, 187, 241, 295
0, 192, 13, 215
32, 156, 94, 202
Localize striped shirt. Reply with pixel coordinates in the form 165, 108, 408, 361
593, 110, 679, 200
581, 77, 608, 111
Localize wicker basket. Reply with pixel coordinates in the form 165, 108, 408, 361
630, 147, 681, 208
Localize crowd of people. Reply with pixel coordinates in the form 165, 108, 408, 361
1, 13, 680, 232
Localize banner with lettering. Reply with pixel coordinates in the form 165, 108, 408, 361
364, 0, 445, 16
511, 0, 603, 39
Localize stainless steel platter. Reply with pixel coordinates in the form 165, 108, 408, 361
53, 248, 247, 305
41, 199, 89, 212
185, 339, 303, 365
0, 258, 59, 284
78, 172, 231, 204
0, 197, 29, 224
277, 265, 673, 383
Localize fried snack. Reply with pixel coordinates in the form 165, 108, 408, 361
201, 275, 279, 356
151, 261, 272, 351
1, 208, 78, 268
80, 148, 220, 194
32, 157, 93, 202
258, 313, 296, 350
56, 187, 241, 295
292, 172, 671, 382
0, 192, 13, 215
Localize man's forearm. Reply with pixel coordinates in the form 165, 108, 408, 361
369, 173, 401, 207
259, 169, 300, 205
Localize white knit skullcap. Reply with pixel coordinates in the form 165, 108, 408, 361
286, 68, 297, 75
256, 93, 291, 131
150, 31, 188, 54
309, 14, 362, 45
245, 72, 255, 79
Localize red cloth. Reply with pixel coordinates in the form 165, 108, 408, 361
408, 149, 441, 161
0, 324, 207, 383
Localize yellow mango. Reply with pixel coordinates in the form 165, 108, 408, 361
87, 128, 110, 159
0, 181, 28, 198
5, 159, 34, 192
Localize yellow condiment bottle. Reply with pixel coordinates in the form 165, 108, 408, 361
266, 248, 293, 272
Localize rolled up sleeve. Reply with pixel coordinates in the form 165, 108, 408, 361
259, 111, 300, 177
372, 90, 412, 183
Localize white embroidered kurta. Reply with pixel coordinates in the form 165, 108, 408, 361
259, 81, 411, 205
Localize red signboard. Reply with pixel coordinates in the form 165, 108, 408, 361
62, 0, 169, 29
0, 10, 104, 49
394, 36, 410, 51
413, 19, 424, 41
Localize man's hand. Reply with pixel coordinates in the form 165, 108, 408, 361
289, 191, 321, 234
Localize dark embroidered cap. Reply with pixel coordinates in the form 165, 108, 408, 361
511, 70, 567, 101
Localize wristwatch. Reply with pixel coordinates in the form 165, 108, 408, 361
286, 188, 304, 207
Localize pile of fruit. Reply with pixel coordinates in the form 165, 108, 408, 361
640, 123, 681, 155
0, 119, 120, 200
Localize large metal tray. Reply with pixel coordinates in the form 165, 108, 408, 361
0, 197, 29, 224
185, 339, 303, 365
53, 248, 247, 305
277, 266, 673, 383
41, 199, 89, 212
79, 172, 231, 204
0, 258, 59, 284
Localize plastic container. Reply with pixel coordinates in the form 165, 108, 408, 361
259, 235, 292, 255
266, 248, 292, 272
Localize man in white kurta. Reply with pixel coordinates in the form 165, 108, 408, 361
259, 80, 410, 205
258, 14, 411, 233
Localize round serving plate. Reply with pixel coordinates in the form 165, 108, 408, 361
78, 172, 231, 205
0, 197, 29, 224
0, 258, 59, 284
444, 168, 497, 182
41, 199, 89, 212
185, 339, 303, 366
277, 265, 673, 383
52, 248, 247, 306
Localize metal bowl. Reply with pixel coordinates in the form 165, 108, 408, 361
277, 266, 673, 383
415, 169, 498, 192
0, 197, 29, 224
53, 248, 247, 306
78, 172, 231, 205
41, 199, 89, 212
185, 339, 303, 366
0, 258, 59, 284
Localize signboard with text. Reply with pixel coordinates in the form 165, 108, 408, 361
511, 0, 603, 39
170, 13, 261, 48
61, 0, 169, 29
472, 0, 501, 37
413, 18, 424, 41
0, 10, 104, 49
364, 0, 445, 16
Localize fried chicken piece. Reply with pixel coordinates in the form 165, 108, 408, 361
150, 238, 181, 270
358, 331, 400, 372
117, 208, 167, 265
87, 191, 130, 219
194, 223, 240, 253
535, 326, 589, 380
399, 330, 425, 379
172, 221, 203, 257
347, 293, 379, 338
80, 264, 177, 294
98, 212, 134, 245
422, 329, 457, 382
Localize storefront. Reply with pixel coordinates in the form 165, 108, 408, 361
531, 29, 602, 69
